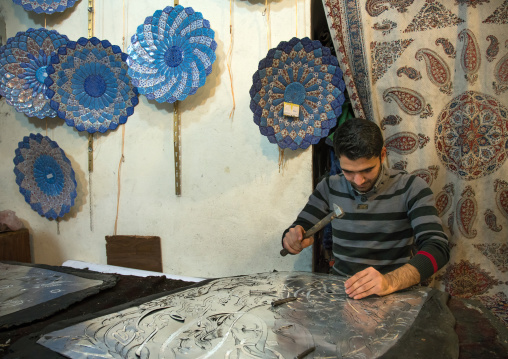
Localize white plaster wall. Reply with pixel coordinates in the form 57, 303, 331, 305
0, 0, 314, 278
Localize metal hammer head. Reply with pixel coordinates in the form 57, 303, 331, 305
332, 203, 345, 219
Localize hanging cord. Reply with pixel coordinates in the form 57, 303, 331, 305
278, 148, 286, 173
173, 0, 182, 196
174, 101, 182, 196
114, 0, 127, 235
264, 1, 283, 172
279, 0, 300, 173
227, 0, 235, 119
264, 0, 271, 49
88, 0, 95, 231
45, 16, 49, 137
114, 127, 125, 235
295, 0, 298, 37
46, 14, 60, 231
88, 165, 93, 231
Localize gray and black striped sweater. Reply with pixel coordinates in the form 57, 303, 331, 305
285, 165, 450, 281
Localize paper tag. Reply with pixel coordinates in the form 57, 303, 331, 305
283, 102, 300, 117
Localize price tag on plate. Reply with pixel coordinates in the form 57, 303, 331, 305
283, 102, 300, 118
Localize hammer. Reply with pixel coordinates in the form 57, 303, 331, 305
280, 203, 345, 256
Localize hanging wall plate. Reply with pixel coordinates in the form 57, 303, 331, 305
13, 133, 77, 220
12, 0, 78, 14
127, 5, 217, 103
249, 37, 346, 150
0, 28, 68, 119
44, 37, 139, 134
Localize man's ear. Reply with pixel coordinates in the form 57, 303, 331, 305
380, 147, 387, 164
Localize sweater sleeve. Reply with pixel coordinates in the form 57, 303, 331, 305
281, 177, 331, 245
406, 176, 450, 281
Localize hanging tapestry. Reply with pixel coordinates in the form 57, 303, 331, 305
0, 262, 117, 328
13, 133, 77, 220
0, 28, 68, 119
249, 37, 346, 150
45, 37, 139, 134
33, 271, 453, 359
322, 0, 508, 327
12, 0, 77, 14
127, 5, 217, 103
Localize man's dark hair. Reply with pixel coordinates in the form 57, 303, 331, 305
333, 118, 384, 160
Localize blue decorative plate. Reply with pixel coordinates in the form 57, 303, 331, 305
127, 5, 217, 103
0, 28, 68, 119
249, 37, 346, 150
12, 0, 78, 14
45, 37, 139, 134
13, 133, 77, 220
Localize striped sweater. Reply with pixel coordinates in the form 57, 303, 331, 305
286, 165, 450, 281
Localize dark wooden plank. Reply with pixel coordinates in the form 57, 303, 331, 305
0, 228, 31, 262
105, 235, 162, 272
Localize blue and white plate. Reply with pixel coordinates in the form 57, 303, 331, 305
249, 37, 346, 150
13, 133, 77, 220
12, 0, 78, 14
127, 5, 217, 103
0, 28, 68, 119
45, 37, 139, 133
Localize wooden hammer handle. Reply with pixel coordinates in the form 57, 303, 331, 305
280, 210, 340, 256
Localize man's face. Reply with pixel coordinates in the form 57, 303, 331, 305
338, 148, 386, 193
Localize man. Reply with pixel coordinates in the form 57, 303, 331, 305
282, 118, 449, 299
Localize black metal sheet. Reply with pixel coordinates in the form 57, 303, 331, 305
0, 261, 117, 329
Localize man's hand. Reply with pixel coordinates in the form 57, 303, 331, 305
344, 264, 421, 300
282, 225, 314, 254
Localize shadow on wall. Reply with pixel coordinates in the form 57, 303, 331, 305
0, 10, 5, 46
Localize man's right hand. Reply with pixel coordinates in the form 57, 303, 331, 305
282, 225, 314, 254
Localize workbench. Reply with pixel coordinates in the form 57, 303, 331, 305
1, 262, 507, 358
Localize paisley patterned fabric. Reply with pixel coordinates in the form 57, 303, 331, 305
322, 0, 508, 326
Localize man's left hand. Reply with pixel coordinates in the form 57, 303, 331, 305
344, 264, 421, 300
344, 267, 392, 300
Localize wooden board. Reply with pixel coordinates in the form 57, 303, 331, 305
0, 228, 31, 263
105, 235, 162, 273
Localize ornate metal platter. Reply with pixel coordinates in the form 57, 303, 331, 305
37, 271, 430, 358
